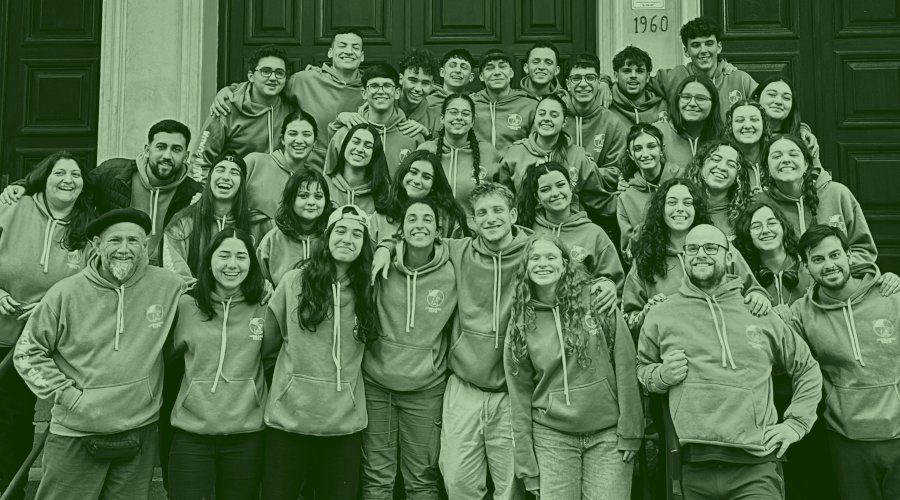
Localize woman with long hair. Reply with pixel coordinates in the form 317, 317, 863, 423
256, 168, 333, 286
325, 123, 391, 215
166, 229, 269, 500
0, 151, 95, 499
504, 233, 641, 499
262, 205, 379, 499
652, 74, 723, 168
516, 161, 624, 287
723, 99, 770, 192
686, 139, 752, 238
750, 76, 823, 170
162, 151, 271, 283
755, 134, 877, 265
617, 123, 684, 260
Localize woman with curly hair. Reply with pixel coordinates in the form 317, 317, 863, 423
755, 134, 877, 266
256, 168, 334, 286
325, 123, 391, 214
686, 139, 752, 238
652, 74, 723, 168
504, 233, 642, 499
262, 205, 379, 499
724, 99, 770, 192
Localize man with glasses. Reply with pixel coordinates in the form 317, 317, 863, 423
637, 223, 822, 500
471, 50, 538, 155
609, 46, 669, 126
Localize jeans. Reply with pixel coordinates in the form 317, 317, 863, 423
167, 429, 264, 500
262, 426, 362, 500
0, 345, 37, 500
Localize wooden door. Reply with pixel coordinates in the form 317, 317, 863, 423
0, 0, 102, 183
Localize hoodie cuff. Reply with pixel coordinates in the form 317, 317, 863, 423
618, 436, 642, 452
647, 365, 671, 393
524, 475, 539, 493
782, 417, 809, 440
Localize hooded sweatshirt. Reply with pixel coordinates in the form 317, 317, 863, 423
404, 98, 441, 137
263, 270, 367, 436
256, 227, 321, 286
500, 132, 618, 217
505, 297, 643, 491
653, 119, 702, 169
616, 163, 684, 257
0, 195, 90, 347
652, 59, 758, 122
707, 197, 735, 239
561, 90, 629, 169
758, 255, 811, 307
283, 64, 365, 169
244, 150, 311, 219
418, 139, 501, 217
426, 86, 451, 112
637, 276, 822, 455
131, 151, 192, 263
789, 266, 900, 441
169, 293, 270, 435
197, 81, 293, 181
517, 76, 565, 100
609, 84, 670, 127
325, 104, 425, 179
755, 170, 878, 267
366, 241, 458, 392
532, 211, 624, 291
325, 173, 374, 214
14, 254, 186, 436
471, 89, 538, 155
445, 226, 533, 390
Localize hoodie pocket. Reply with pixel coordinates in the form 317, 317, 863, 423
448, 328, 505, 388
268, 374, 363, 434
180, 378, 264, 431
369, 338, 437, 391
542, 378, 619, 433
61, 378, 155, 433
671, 382, 763, 447
825, 383, 900, 440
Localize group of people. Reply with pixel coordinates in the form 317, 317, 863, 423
0, 15, 897, 500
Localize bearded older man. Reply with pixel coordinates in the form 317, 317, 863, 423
14, 208, 186, 500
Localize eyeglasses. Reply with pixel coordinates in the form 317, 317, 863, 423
679, 93, 712, 104
445, 109, 473, 118
749, 220, 781, 233
569, 74, 599, 84
255, 67, 287, 80
366, 83, 396, 93
684, 243, 728, 256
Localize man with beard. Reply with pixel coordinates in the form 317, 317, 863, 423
608, 46, 669, 127
786, 225, 900, 500
637, 224, 822, 499
13, 209, 186, 500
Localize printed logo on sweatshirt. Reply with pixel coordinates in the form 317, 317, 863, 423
583, 314, 599, 335
249, 317, 265, 341
146, 304, 164, 329
593, 133, 606, 153
729, 90, 743, 104
873, 318, 896, 344
426, 289, 445, 313
570, 245, 588, 263
745, 324, 766, 350
65, 250, 82, 270
507, 113, 523, 130
568, 166, 580, 190
828, 214, 847, 233
398, 149, 411, 163
657, 110, 669, 122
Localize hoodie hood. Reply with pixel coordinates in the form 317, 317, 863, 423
627, 163, 682, 193
534, 210, 591, 237
562, 90, 605, 121
518, 76, 562, 99
806, 262, 879, 311
358, 102, 407, 138
328, 172, 372, 199
610, 84, 666, 122
517, 131, 571, 160
320, 63, 362, 87
472, 87, 534, 105
685, 59, 738, 87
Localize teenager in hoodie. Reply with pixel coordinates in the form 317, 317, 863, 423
617, 124, 684, 260
166, 229, 273, 500
609, 46, 669, 127
788, 225, 900, 500
725, 99, 771, 193
472, 50, 538, 155
756, 134, 878, 266
517, 162, 624, 289
244, 110, 318, 218
519, 41, 566, 100
686, 139, 754, 238
326, 63, 426, 178
325, 123, 392, 215
653, 74, 724, 169
751, 76, 822, 167
637, 224, 822, 500
505, 234, 642, 498
210, 28, 367, 169
426, 49, 476, 112
396, 49, 441, 136
362, 198, 458, 499
0, 152, 94, 500
257, 169, 334, 286
195, 45, 294, 182
14, 209, 187, 500
419, 93, 501, 219
261, 205, 378, 499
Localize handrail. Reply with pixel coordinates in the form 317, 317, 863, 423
0, 349, 13, 381
0, 426, 49, 500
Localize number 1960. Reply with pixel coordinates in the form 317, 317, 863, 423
634, 15, 669, 33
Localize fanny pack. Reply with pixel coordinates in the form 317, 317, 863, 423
82, 428, 142, 461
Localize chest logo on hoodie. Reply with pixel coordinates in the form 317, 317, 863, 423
828, 214, 847, 233
507, 113, 523, 130
568, 166, 580, 190
570, 245, 588, 263
593, 133, 606, 153
657, 110, 669, 122
249, 317, 265, 341
745, 324, 766, 350
729, 90, 743, 104
873, 319, 896, 344
425, 289, 445, 313
66, 250, 82, 270
146, 304, 164, 329
399, 149, 410, 163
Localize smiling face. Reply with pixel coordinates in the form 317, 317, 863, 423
731, 105, 764, 145
527, 239, 565, 288
663, 184, 695, 233
440, 56, 474, 91
328, 219, 365, 264
402, 160, 434, 199
766, 137, 807, 185
700, 145, 740, 193
758, 80, 793, 122
95, 222, 147, 282
329, 33, 364, 71
211, 237, 250, 296
44, 158, 84, 206
536, 170, 571, 214
441, 97, 474, 137
683, 35, 722, 72
364, 76, 399, 113
344, 128, 375, 169
534, 99, 565, 139
248, 56, 286, 98
525, 47, 559, 86
473, 193, 517, 245
567, 66, 600, 104
400, 68, 434, 106
402, 201, 438, 250
208, 160, 242, 201
480, 59, 514, 92
749, 206, 784, 253
145, 131, 187, 180
805, 235, 852, 291
679, 82, 713, 122
629, 132, 663, 177
615, 62, 649, 99
282, 119, 315, 162
293, 181, 326, 222
684, 224, 731, 289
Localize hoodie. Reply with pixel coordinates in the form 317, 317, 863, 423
325, 104, 425, 179
616, 163, 684, 257
426, 86, 450, 112
418, 139, 501, 217
131, 151, 192, 263
245, 150, 312, 219
637, 276, 822, 454
609, 84, 670, 127
561, 90, 629, 168
445, 227, 533, 390
264, 270, 366, 436
653, 119, 702, 169
14, 254, 186, 436
789, 265, 900, 441
532, 211, 624, 291
707, 197, 734, 239
366, 241, 458, 392
0, 195, 90, 347
404, 98, 441, 137
325, 173, 374, 214
169, 293, 271, 435
652, 59, 758, 122
471, 89, 538, 155
283, 64, 365, 169
517, 76, 565, 100
197, 81, 293, 181
758, 255, 812, 307
500, 132, 618, 217
505, 297, 643, 491
256, 227, 321, 286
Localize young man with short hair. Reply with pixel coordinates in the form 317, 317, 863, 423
427, 49, 476, 111
471, 50, 538, 155
609, 45, 669, 126
519, 41, 564, 100
396, 48, 441, 136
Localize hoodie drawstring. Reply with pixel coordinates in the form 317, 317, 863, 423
216, 215, 228, 232
676, 253, 688, 276
704, 296, 737, 369
448, 147, 459, 197
752, 164, 761, 190
332, 283, 342, 391
841, 299, 865, 366
688, 137, 699, 157
405, 271, 419, 332
348, 190, 356, 206
574, 116, 583, 147
552, 307, 571, 405
797, 197, 806, 235
489, 102, 497, 147
301, 238, 310, 260
491, 254, 503, 346
211, 297, 233, 393
554, 222, 563, 238
149, 188, 161, 235
633, 108, 640, 124
774, 272, 785, 306
40, 219, 60, 273
268, 107, 274, 154
114, 285, 125, 351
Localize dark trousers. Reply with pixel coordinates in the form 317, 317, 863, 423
681, 461, 784, 500
0, 345, 37, 500
262, 426, 362, 500
827, 431, 900, 500
167, 429, 264, 500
